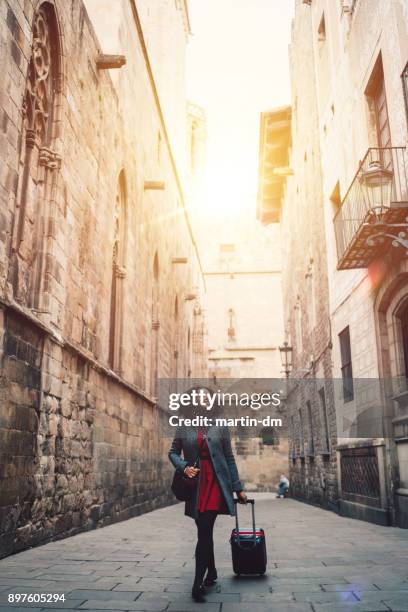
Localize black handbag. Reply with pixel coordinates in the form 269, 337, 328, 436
171, 457, 199, 502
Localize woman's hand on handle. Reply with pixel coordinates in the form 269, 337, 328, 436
184, 466, 200, 479
237, 490, 248, 504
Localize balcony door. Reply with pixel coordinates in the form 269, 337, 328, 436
366, 55, 392, 167
398, 302, 408, 380
374, 77, 391, 150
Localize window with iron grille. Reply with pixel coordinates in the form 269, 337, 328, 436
319, 387, 331, 453
340, 446, 381, 506
298, 408, 305, 457
290, 415, 296, 458
306, 400, 315, 456
339, 326, 354, 402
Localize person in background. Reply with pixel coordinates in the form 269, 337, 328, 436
277, 474, 289, 498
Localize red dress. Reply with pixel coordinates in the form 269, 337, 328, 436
197, 430, 228, 513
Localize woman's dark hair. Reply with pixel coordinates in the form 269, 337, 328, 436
179, 385, 218, 417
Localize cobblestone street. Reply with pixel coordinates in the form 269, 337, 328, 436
0, 494, 407, 612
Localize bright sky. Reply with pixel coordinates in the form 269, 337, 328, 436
186, 0, 295, 217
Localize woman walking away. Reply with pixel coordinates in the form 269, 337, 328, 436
168, 387, 247, 603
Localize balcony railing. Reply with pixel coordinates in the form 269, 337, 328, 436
334, 147, 408, 270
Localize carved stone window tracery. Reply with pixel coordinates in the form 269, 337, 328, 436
25, 7, 54, 147
11, 2, 62, 311
109, 172, 128, 371
150, 252, 160, 394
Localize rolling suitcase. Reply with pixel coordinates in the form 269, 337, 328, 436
230, 499, 267, 576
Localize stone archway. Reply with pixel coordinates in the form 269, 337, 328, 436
376, 268, 408, 386
375, 261, 408, 527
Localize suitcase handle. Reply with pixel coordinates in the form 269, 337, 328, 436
233, 498, 257, 549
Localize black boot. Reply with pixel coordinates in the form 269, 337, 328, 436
192, 583, 206, 602
204, 548, 217, 586
204, 568, 218, 587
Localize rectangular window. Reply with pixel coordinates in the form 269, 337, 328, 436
401, 61, 408, 132
319, 387, 330, 454
290, 415, 296, 458
330, 181, 341, 219
299, 408, 305, 457
339, 326, 354, 402
399, 303, 408, 379
308, 273, 316, 331
317, 13, 326, 43
374, 80, 391, 150
219, 243, 235, 253
306, 400, 315, 456
295, 304, 303, 356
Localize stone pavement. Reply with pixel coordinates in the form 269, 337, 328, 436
0, 493, 407, 612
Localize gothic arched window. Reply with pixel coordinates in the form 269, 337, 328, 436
150, 252, 160, 394
173, 295, 179, 379
108, 171, 127, 371
187, 326, 191, 377
11, 2, 63, 309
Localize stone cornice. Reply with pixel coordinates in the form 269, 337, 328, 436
128, 0, 204, 287
0, 296, 156, 408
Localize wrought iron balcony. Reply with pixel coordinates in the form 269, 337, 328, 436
334, 147, 408, 270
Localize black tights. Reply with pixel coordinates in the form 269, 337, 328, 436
194, 511, 217, 587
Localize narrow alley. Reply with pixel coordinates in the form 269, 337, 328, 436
0, 495, 407, 612
1, 1, 408, 611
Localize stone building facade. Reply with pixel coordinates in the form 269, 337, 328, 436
202, 215, 288, 492
260, 0, 408, 527
0, 0, 206, 557
257, 35, 338, 510
309, 0, 408, 528
186, 103, 289, 493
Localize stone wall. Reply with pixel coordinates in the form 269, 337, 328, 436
280, 0, 338, 510
233, 438, 289, 493
0, 313, 177, 557
0, 0, 206, 557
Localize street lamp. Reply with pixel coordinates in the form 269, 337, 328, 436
359, 160, 393, 215
279, 341, 293, 379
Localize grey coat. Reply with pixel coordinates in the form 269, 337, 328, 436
168, 425, 243, 519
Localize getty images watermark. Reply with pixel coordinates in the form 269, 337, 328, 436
168, 388, 283, 428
